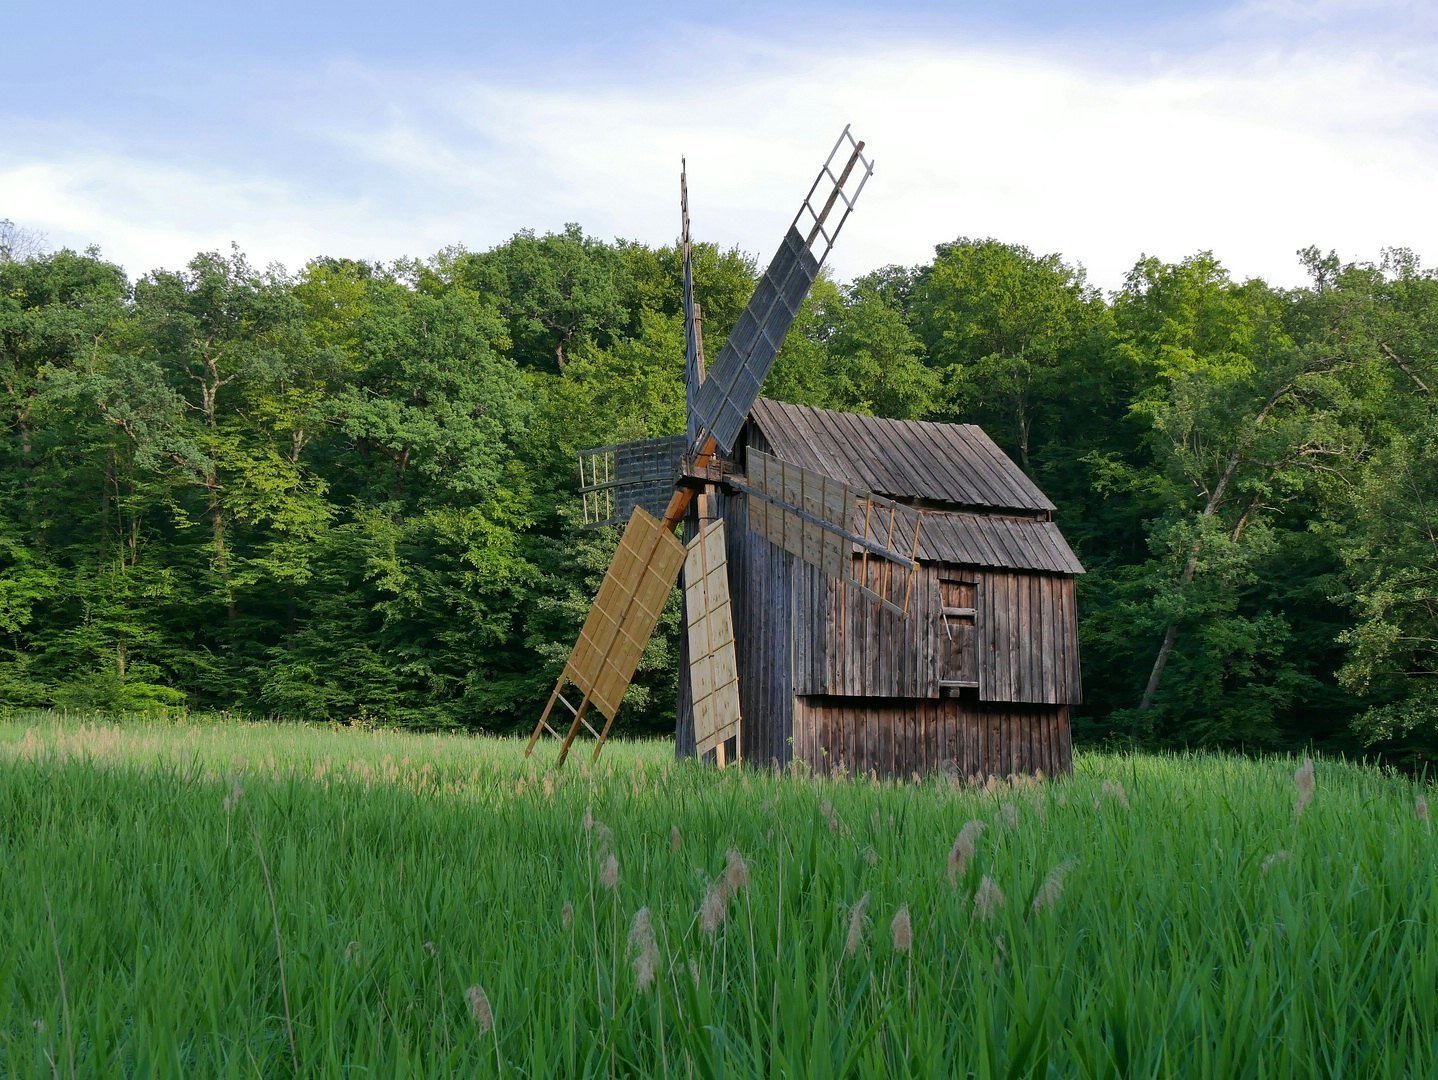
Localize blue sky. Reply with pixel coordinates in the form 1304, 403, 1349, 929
5, 0, 1436, 290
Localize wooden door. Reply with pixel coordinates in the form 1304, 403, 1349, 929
938, 577, 977, 690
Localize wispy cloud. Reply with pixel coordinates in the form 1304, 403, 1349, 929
3, 12, 1435, 291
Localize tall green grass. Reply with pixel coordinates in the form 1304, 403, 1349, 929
1, 715, 1434, 1077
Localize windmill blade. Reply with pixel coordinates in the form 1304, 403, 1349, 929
736, 448, 923, 617
691, 127, 873, 456
744, 448, 857, 580
527, 506, 687, 765
684, 519, 741, 759
578, 435, 687, 527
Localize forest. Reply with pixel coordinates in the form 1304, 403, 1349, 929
1, 220, 1435, 763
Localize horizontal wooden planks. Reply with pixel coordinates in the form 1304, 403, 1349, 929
792, 695, 1072, 779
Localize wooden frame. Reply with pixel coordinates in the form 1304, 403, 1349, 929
685, 520, 741, 760
526, 506, 686, 764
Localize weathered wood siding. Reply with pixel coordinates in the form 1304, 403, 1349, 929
792, 695, 1072, 778
976, 570, 1082, 705
792, 558, 943, 699
792, 557, 1080, 706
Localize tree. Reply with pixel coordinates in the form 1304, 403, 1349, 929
913, 239, 1101, 471
0, 219, 47, 263
1329, 252, 1438, 758
443, 225, 629, 373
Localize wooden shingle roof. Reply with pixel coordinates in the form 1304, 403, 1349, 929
747, 398, 1054, 513
898, 506, 1085, 575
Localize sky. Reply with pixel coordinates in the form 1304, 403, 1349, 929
4, 0, 1436, 292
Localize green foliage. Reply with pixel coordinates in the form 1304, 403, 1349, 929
0, 225, 1436, 759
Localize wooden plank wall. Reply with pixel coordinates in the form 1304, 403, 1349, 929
976, 570, 1082, 705
792, 695, 1073, 779
793, 559, 942, 698
727, 489, 798, 768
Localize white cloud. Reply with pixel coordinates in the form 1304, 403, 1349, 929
4, 20, 1435, 292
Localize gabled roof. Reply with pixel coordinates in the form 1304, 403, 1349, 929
747, 398, 1055, 513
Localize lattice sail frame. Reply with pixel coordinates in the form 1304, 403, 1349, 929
684, 520, 741, 758
578, 436, 687, 527
526, 506, 686, 765
740, 449, 925, 617
746, 449, 856, 580
690, 127, 873, 457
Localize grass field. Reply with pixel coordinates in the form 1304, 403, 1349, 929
1, 713, 1435, 1077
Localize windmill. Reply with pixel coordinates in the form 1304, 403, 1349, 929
525, 127, 923, 767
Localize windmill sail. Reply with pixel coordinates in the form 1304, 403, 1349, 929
739, 448, 924, 616
525, 506, 687, 766
682, 161, 702, 446
578, 435, 687, 527
691, 127, 872, 456
684, 520, 741, 757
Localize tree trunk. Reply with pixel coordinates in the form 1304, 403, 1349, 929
1132, 377, 1298, 726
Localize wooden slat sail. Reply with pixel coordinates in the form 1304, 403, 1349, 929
684, 520, 741, 758
566, 507, 686, 719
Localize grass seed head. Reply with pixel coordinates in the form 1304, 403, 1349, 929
670, 825, 682, 852
628, 907, 659, 992
1101, 779, 1131, 812
1295, 758, 1315, 818
973, 875, 1005, 920
561, 900, 573, 928
891, 905, 913, 953
1031, 860, 1076, 913
845, 892, 870, 956
222, 778, 243, 815
948, 821, 985, 884
465, 985, 493, 1036
600, 853, 619, 891
1416, 794, 1429, 827
724, 848, 750, 893
699, 878, 731, 934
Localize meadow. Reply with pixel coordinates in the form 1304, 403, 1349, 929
0, 713, 1434, 1077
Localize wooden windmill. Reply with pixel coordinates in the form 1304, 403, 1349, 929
525, 127, 924, 768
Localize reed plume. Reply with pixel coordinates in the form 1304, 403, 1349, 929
845, 892, 870, 956
465, 984, 494, 1036
890, 905, 912, 953
1294, 758, 1315, 818
973, 876, 1005, 920
1031, 860, 1076, 913
699, 879, 730, 934
628, 908, 659, 992
724, 848, 750, 893
948, 821, 985, 884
